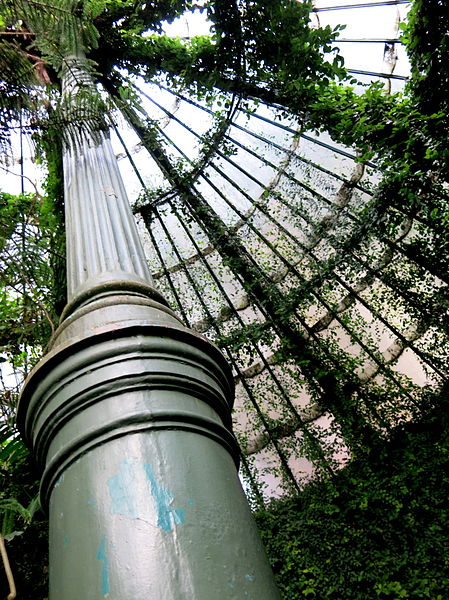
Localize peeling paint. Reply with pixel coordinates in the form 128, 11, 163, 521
63, 536, 70, 548
96, 534, 110, 596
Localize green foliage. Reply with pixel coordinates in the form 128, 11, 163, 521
0, 423, 28, 476
0, 442, 48, 600
402, 0, 449, 118
0, 420, 42, 593
0, 191, 35, 252
0, 189, 57, 363
6, 0, 100, 65
95, 0, 345, 102
0, 191, 58, 362
0, 496, 39, 538
203, 0, 346, 89
255, 392, 449, 599
95, 0, 189, 34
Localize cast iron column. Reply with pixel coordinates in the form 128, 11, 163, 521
17, 55, 280, 599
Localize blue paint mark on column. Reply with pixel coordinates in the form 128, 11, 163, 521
107, 459, 139, 519
107, 458, 186, 533
143, 463, 185, 533
96, 535, 110, 596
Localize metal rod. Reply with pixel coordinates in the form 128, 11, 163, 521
348, 68, 408, 80
337, 38, 401, 43
0, 535, 17, 600
312, 1, 410, 11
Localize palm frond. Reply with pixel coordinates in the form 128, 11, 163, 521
0, 423, 28, 465
3, 0, 100, 71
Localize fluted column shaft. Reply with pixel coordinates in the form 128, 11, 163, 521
61, 55, 164, 315
17, 53, 280, 600
64, 132, 152, 296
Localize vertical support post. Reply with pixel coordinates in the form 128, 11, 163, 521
17, 55, 280, 599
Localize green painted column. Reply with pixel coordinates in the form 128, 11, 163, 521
17, 54, 280, 599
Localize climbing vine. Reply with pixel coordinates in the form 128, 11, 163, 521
255, 388, 449, 599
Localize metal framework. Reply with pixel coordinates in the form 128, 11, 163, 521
87, 0, 445, 499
